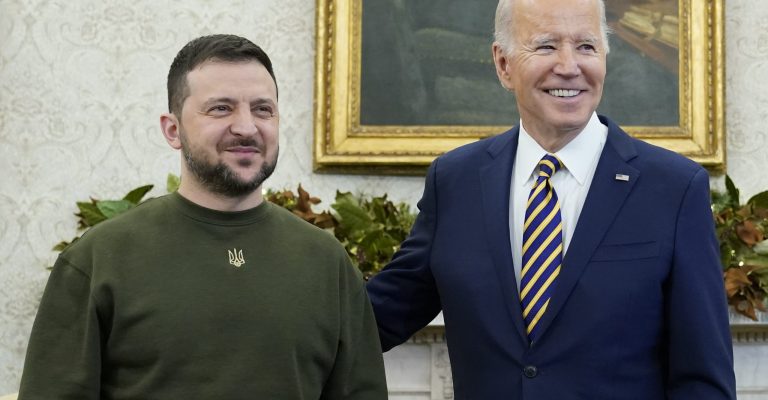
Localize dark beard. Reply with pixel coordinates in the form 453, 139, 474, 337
180, 135, 277, 198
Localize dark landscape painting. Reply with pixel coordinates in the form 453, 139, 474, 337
360, 0, 679, 127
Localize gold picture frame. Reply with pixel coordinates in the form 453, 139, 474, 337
314, 0, 725, 174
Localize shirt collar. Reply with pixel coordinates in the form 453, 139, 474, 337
515, 112, 607, 187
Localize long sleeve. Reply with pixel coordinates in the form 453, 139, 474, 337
365, 161, 443, 351
18, 257, 103, 400
320, 258, 387, 399
666, 168, 736, 399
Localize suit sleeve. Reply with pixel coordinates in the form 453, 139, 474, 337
366, 161, 442, 351
666, 168, 736, 399
320, 255, 388, 400
18, 257, 102, 400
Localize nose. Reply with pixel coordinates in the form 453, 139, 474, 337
553, 47, 581, 77
230, 107, 258, 137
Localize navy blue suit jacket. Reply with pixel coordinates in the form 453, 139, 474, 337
367, 116, 736, 399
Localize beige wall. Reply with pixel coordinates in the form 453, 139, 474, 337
0, 0, 766, 392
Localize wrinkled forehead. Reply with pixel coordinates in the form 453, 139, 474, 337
513, 0, 603, 41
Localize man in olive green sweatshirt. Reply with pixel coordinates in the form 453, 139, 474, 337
18, 34, 387, 400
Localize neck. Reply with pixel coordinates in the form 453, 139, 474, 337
177, 179, 264, 212
521, 121, 589, 153
528, 132, 579, 153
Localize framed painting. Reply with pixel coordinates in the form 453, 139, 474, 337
314, 0, 725, 174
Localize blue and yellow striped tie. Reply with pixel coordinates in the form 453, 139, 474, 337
520, 154, 563, 341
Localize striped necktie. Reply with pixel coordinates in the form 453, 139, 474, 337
520, 154, 563, 342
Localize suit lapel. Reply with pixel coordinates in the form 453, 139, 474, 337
478, 127, 529, 344
533, 119, 640, 340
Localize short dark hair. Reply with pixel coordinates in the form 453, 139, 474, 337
166, 34, 278, 115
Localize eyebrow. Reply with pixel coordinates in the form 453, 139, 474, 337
577, 35, 599, 44
530, 35, 556, 46
529, 34, 600, 47
251, 98, 277, 107
201, 97, 277, 108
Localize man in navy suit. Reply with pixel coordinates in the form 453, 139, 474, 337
366, 0, 737, 398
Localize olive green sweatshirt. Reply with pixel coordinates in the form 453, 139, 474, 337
19, 192, 387, 399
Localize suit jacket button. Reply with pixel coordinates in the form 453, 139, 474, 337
523, 365, 538, 378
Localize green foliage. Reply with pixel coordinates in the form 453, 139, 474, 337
714, 176, 768, 320
123, 185, 154, 205
332, 191, 416, 279
53, 179, 417, 281
267, 186, 416, 279
725, 175, 740, 206
748, 190, 768, 211
167, 174, 181, 193
53, 184, 155, 252
73, 201, 106, 229
55, 175, 768, 320
54, 175, 180, 252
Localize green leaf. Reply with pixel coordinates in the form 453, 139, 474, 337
96, 200, 134, 219
725, 175, 740, 207
123, 185, 154, 205
167, 173, 180, 193
747, 191, 768, 210
744, 255, 768, 269
333, 191, 356, 205
332, 193, 374, 233
76, 202, 107, 226
358, 228, 387, 250
369, 196, 389, 223
52, 240, 73, 251
710, 191, 730, 213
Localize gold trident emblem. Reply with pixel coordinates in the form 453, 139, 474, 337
228, 248, 245, 268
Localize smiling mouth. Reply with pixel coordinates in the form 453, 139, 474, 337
547, 89, 582, 98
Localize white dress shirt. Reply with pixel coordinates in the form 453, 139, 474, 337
509, 112, 608, 291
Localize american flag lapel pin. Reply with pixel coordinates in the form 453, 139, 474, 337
615, 174, 630, 182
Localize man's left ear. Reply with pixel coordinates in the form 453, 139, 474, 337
160, 113, 182, 150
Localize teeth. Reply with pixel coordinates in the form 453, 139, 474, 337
548, 89, 580, 97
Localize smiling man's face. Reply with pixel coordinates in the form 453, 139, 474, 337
494, 0, 607, 141
173, 60, 279, 197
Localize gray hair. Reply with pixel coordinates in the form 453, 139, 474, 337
494, 0, 611, 54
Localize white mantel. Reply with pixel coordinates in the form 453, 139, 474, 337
384, 313, 768, 399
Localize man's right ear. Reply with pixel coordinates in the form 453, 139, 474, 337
160, 113, 183, 150
492, 42, 514, 92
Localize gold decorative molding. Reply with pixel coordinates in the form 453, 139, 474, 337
314, 0, 725, 174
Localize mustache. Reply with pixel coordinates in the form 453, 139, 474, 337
218, 138, 264, 151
